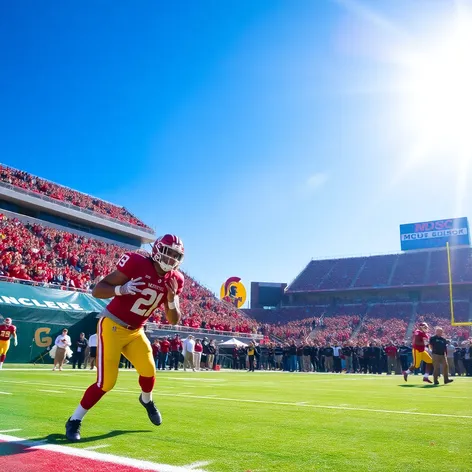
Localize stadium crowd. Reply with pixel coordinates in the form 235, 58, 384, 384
226, 338, 472, 376
0, 164, 151, 229
0, 213, 470, 346
0, 214, 258, 335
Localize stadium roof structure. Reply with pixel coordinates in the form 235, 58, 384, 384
0, 164, 155, 244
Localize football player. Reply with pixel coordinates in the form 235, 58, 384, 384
402, 322, 433, 383
65, 234, 185, 442
0, 317, 18, 369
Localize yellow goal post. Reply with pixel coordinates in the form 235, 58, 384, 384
446, 242, 472, 326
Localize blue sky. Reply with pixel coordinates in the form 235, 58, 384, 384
1, 0, 472, 302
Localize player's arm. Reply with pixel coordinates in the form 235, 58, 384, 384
163, 277, 181, 325
12, 328, 17, 347
92, 270, 144, 299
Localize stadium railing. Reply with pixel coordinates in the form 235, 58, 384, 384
145, 322, 264, 340
0, 180, 154, 234
0, 276, 91, 293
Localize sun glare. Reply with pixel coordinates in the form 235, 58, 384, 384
397, 10, 472, 160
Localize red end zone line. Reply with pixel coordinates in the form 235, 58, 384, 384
0, 434, 209, 472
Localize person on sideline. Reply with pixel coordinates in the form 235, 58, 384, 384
53, 329, 71, 371
429, 327, 454, 385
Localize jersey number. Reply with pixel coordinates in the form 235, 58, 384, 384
117, 254, 130, 268
0, 331, 11, 339
130, 289, 164, 317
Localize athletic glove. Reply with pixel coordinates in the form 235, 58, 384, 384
115, 277, 145, 296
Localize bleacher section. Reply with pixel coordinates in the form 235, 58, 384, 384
0, 214, 259, 335
0, 164, 152, 231
367, 303, 413, 320
287, 248, 472, 292
353, 254, 397, 288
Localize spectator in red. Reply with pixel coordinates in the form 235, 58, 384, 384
384, 341, 398, 375
158, 337, 170, 371
169, 334, 182, 371
194, 339, 203, 371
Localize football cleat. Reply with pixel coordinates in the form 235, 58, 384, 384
402, 371, 409, 382
444, 379, 454, 385
423, 377, 433, 384
139, 394, 162, 426
65, 417, 81, 442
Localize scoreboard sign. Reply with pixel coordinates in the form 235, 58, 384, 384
400, 217, 470, 251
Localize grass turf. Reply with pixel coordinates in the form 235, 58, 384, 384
0, 365, 471, 472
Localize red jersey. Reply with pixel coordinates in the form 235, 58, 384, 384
160, 340, 171, 353
105, 252, 184, 329
412, 329, 428, 352
170, 338, 183, 352
0, 324, 16, 341
385, 346, 398, 357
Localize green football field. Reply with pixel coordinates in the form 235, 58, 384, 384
0, 365, 471, 472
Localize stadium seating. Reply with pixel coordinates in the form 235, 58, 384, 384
0, 214, 259, 335
0, 164, 151, 230
288, 259, 336, 291
1, 211, 470, 344
416, 314, 470, 340
287, 248, 472, 291
352, 317, 408, 345
417, 300, 470, 323
367, 303, 413, 321
389, 251, 429, 286
353, 254, 397, 288
317, 257, 365, 290
243, 306, 328, 323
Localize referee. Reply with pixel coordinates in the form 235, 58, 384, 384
429, 327, 454, 385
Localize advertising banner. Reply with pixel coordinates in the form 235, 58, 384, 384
400, 217, 470, 251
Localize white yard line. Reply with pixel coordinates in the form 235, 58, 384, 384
185, 461, 212, 469
0, 433, 210, 472
152, 392, 472, 420
0, 391, 12, 395
0, 429, 21, 433
2, 378, 471, 420
38, 389, 65, 394
84, 444, 110, 450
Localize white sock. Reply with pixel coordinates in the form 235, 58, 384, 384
0, 362, 3, 368
423, 374, 429, 378
405, 369, 411, 374
70, 404, 88, 421
141, 391, 152, 403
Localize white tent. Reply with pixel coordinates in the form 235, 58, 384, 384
218, 338, 248, 348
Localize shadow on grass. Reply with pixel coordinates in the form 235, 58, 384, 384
398, 384, 439, 389
0, 430, 152, 457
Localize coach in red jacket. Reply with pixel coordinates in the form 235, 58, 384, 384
169, 334, 183, 370
159, 337, 171, 371
385, 342, 398, 375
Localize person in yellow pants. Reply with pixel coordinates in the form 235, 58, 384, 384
65, 235, 185, 442
403, 322, 433, 383
0, 317, 18, 369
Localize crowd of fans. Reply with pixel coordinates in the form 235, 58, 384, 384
0, 215, 121, 290
227, 338, 472, 376
0, 165, 151, 230
0, 212, 470, 346
0, 214, 258, 335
